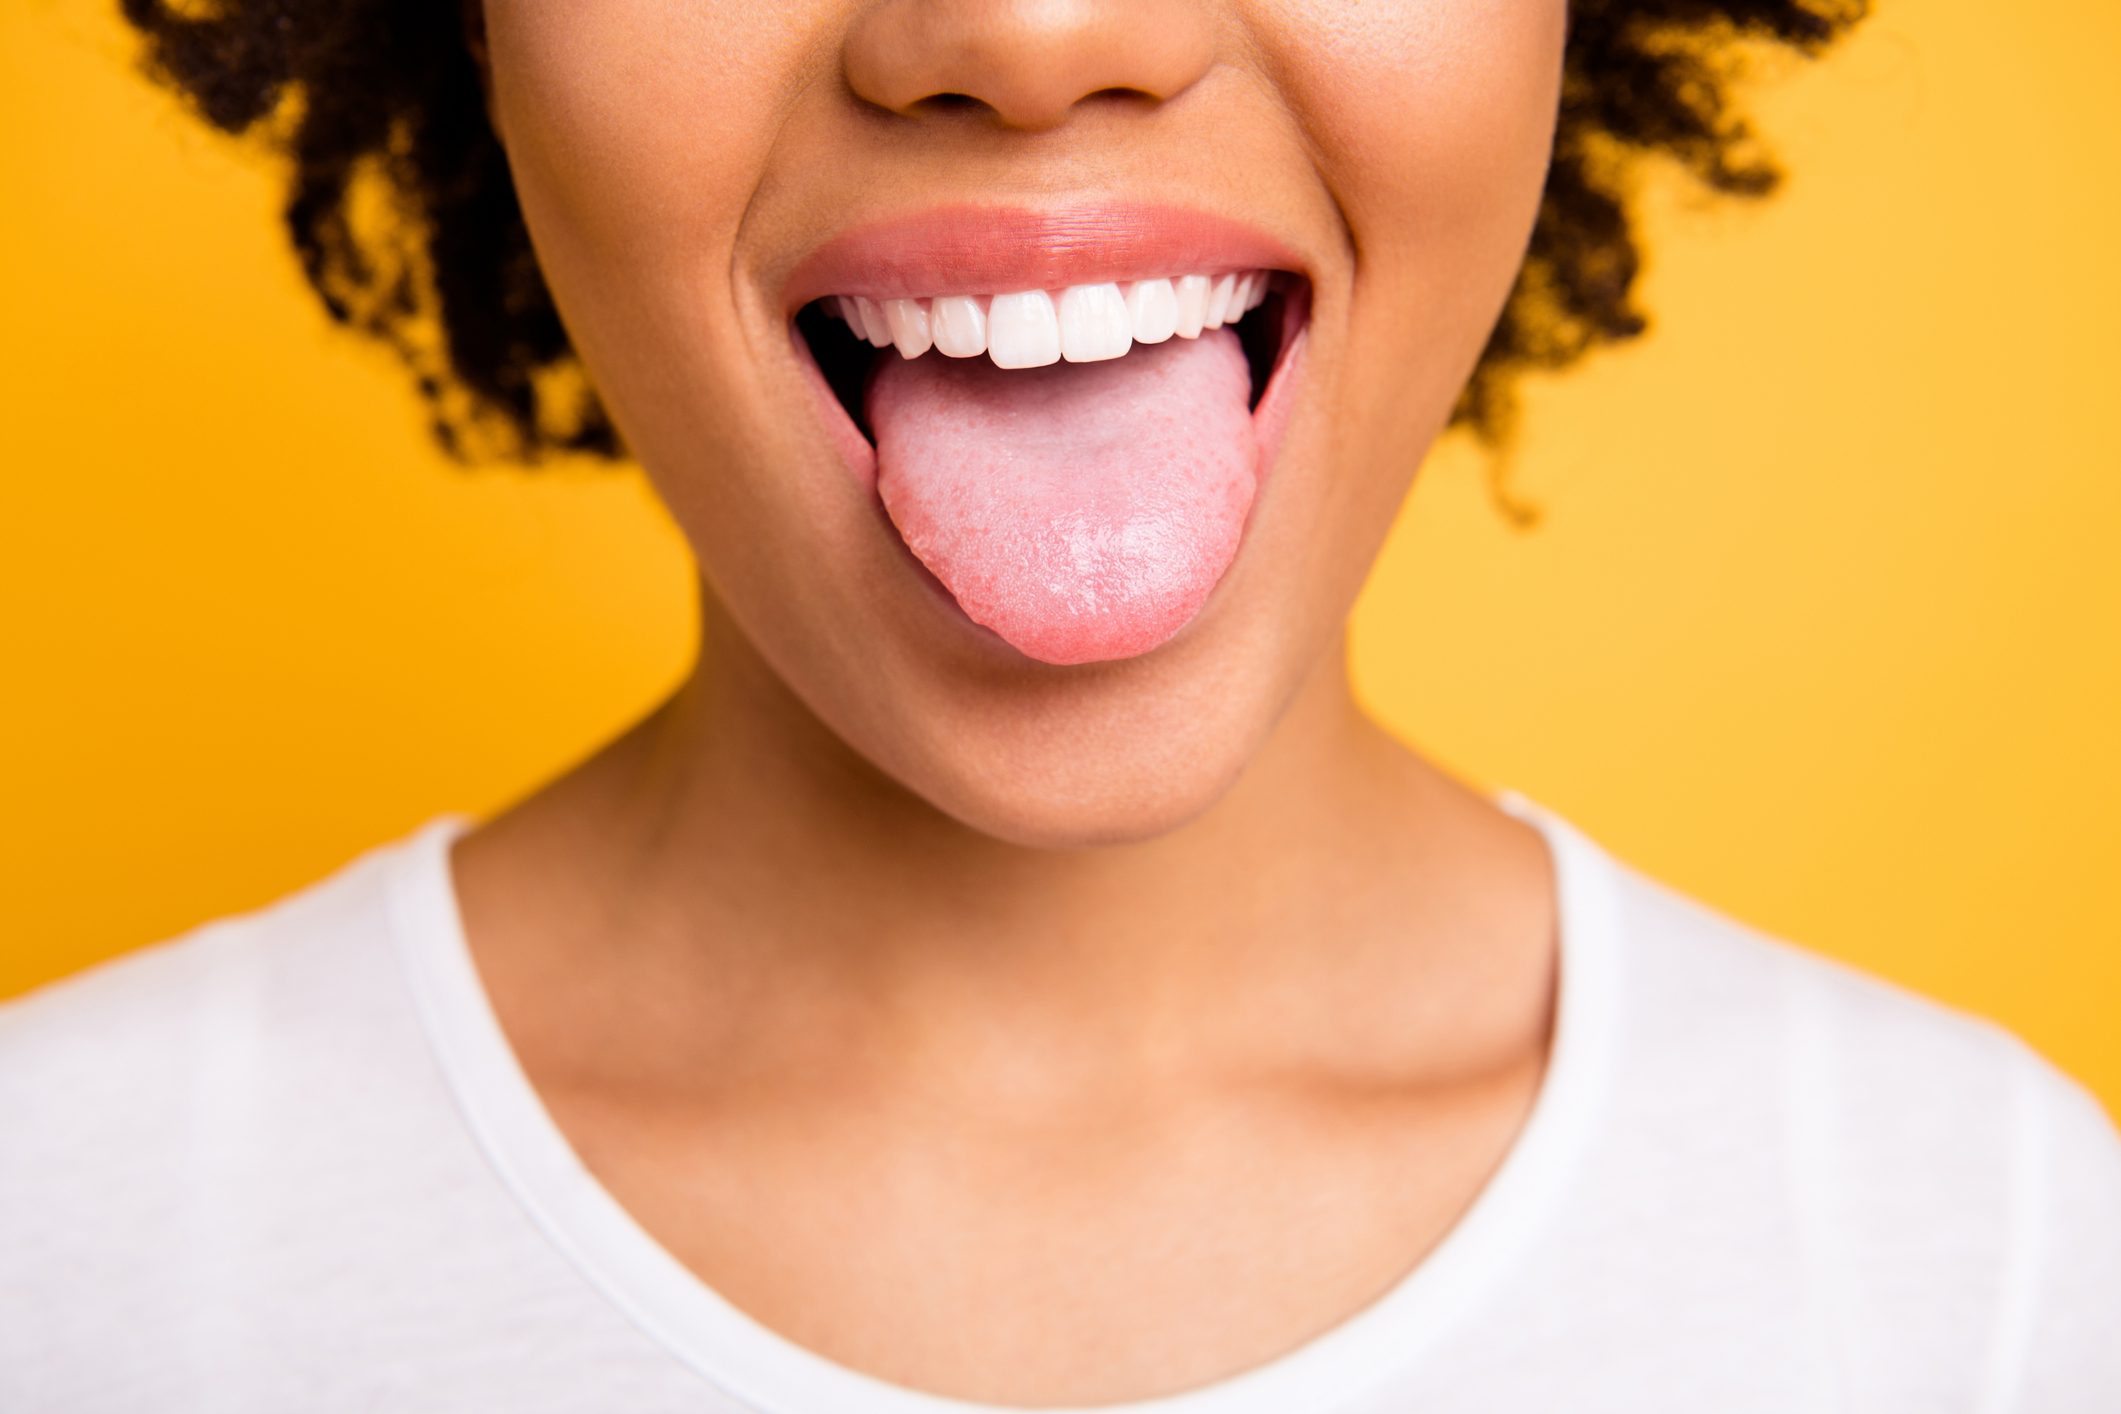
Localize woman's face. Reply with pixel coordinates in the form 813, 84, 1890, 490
476, 0, 1565, 847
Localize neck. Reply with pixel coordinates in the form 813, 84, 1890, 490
457, 587, 1542, 1098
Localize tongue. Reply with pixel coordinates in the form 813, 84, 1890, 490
865, 328, 1258, 666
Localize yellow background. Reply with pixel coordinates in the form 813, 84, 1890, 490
4, 2, 2116, 1113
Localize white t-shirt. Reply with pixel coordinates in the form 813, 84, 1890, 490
3, 790, 2117, 1413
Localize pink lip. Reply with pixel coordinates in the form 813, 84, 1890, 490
781, 202, 1309, 310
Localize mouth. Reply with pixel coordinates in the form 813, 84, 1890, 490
783, 204, 1314, 667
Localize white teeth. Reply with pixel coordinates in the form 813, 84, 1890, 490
822, 268, 1277, 368
1126, 279, 1178, 344
881, 297, 932, 358
1202, 273, 1238, 330
852, 296, 892, 348
1058, 282, 1132, 362
1173, 275, 1211, 338
931, 294, 988, 357
987, 290, 1062, 369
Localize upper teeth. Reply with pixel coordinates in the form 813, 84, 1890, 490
825, 271, 1274, 369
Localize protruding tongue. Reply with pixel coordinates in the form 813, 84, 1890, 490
866, 328, 1258, 666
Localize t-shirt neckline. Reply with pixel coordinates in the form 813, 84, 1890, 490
382, 787, 1624, 1414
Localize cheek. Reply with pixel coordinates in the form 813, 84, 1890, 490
478, 1, 815, 452
1270, 0, 1566, 396
482, 1, 802, 238
1274, 0, 1565, 238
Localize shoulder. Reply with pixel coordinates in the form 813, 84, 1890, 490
1593, 841, 2095, 1141
0, 834, 409, 1100
0, 827, 448, 1227
1591, 840, 2121, 1401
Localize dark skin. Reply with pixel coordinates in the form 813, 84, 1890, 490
450, 0, 1562, 1402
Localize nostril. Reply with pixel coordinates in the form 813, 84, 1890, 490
902, 88, 1147, 132
912, 92, 986, 116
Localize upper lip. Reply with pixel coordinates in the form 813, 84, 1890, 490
780, 201, 1310, 314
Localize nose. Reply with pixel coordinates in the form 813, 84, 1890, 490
844, 0, 1216, 132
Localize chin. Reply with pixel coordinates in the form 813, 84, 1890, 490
828, 630, 1299, 852
904, 729, 1262, 852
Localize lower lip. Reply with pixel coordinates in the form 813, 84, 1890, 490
795, 291, 1312, 663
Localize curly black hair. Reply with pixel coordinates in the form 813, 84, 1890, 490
116, 0, 1867, 523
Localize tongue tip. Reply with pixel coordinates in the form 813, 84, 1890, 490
893, 500, 1246, 667
984, 602, 1204, 666
895, 539, 1159, 665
